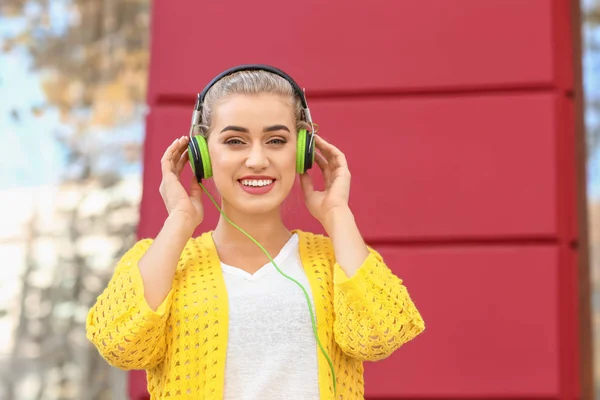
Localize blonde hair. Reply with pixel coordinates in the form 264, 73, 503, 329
199, 70, 312, 137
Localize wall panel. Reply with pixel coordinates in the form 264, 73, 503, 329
147, 0, 557, 103
361, 244, 561, 398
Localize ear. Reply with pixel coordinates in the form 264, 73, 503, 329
296, 120, 312, 134
198, 124, 210, 138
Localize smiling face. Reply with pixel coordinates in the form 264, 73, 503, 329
206, 93, 298, 216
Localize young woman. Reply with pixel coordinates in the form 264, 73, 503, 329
86, 65, 425, 399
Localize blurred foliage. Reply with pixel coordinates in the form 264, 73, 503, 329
0, 0, 150, 399
1, 0, 149, 130
584, 0, 600, 158
0, 0, 149, 184
584, 2, 600, 399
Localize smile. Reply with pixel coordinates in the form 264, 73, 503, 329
240, 179, 273, 187
238, 179, 276, 195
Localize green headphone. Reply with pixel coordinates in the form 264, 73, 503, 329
187, 64, 316, 181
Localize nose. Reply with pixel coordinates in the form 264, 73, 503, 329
245, 142, 269, 170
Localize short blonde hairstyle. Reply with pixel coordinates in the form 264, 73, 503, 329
199, 70, 311, 137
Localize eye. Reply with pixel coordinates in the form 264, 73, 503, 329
268, 138, 287, 145
224, 138, 245, 145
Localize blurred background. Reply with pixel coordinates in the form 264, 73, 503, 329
0, 0, 599, 399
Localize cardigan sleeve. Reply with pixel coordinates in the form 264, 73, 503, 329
333, 247, 425, 361
85, 239, 174, 370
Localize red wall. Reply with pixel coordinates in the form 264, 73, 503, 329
131, 0, 582, 398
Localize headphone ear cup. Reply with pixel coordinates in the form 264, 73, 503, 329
188, 138, 203, 181
296, 129, 307, 174
188, 135, 213, 180
305, 130, 315, 172
296, 128, 315, 174
197, 135, 213, 179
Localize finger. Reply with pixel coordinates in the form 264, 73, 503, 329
314, 152, 332, 183
314, 134, 337, 153
315, 135, 347, 169
175, 149, 189, 175
299, 172, 314, 198
189, 174, 203, 201
161, 138, 180, 174
171, 136, 189, 168
189, 176, 204, 215
314, 151, 328, 169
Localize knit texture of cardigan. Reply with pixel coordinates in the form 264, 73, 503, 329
86, 230, 425, 399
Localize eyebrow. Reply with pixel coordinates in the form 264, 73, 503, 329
220, 125, 290, 134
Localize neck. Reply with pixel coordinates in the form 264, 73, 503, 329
211, 203, 292, 250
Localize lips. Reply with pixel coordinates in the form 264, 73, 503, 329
237, 175, 276, 195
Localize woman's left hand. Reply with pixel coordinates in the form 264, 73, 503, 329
300, 134, 352, 227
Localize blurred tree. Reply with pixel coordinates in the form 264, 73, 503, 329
1, 0, 149, 133
0, 0, 150, 399
583, 2, 600, 399
584, 0, 600, 158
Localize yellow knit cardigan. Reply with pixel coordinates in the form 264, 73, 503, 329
86, 230, 425, 399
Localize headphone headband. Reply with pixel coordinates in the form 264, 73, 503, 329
187, 64, 316, 179
189, 64, 315, 158
199, 64, 309, 109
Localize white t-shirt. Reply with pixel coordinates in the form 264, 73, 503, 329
221, 233, 320, 399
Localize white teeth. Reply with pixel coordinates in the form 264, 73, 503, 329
241, 179, 273, 187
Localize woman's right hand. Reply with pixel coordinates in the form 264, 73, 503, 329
159, 136, 204, 229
